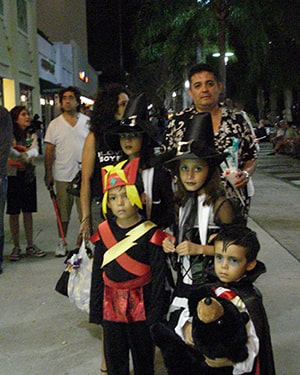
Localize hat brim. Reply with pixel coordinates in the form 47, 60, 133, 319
165, 150, 228, 168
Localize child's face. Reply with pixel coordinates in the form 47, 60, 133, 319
107, 186, 139, 224
179, 159, 209, 193
119, 133, 143, 159
214, 240, 256, 284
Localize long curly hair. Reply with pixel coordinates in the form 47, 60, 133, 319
90, 83, 130, 141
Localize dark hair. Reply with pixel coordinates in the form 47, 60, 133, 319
188, 63, 219, 84
215, 225, 260, 263
90, 83, 130, 140
59, 86, 81, 112
10, 106, 29, 141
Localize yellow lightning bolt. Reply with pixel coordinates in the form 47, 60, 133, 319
101, 221, 157, 268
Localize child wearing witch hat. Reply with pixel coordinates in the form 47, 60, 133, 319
150, 112, 245, 374
105, 93, 175, 231
89, 157, 170, 375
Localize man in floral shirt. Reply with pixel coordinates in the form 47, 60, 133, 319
162, 63, 257, 218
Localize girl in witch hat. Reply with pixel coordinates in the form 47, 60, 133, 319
105, 93, 175, 231
156, 112, 244, 342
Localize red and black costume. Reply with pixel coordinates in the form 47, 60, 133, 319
90, 217, 169, 375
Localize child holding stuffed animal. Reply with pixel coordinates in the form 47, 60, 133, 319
174, 225, 275, 375
161, 113, 243, 325
89, 158, 170, 375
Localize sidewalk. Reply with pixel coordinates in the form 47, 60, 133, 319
0, 156, 299, 374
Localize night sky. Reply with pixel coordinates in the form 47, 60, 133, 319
86, 0, 138, 83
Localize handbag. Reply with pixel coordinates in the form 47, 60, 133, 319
67, 239, 94, 313
67, 170, 81, 197
55, 268, 70, 296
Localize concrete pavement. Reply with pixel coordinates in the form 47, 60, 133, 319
0, 152, 299, 375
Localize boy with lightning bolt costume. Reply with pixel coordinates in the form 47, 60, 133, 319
89, 158, 170, 375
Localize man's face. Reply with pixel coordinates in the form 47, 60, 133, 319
188, 71, 222, 112
61, 91, 78, 113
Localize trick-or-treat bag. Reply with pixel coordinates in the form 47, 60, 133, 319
67, 239, 94, 313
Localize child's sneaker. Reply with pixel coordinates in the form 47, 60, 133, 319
9, 247, 22, 261
55, 239, 67, 257
26, 244, 46, 257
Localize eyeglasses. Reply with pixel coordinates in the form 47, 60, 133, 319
119, 133, 142, 139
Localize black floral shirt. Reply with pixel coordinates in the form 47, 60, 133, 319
162, 105, 257, 216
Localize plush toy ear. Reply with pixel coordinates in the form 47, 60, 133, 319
197, 297, 224, 323
188, 285, 215, 317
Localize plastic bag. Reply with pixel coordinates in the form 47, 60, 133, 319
67, 239, 94, 313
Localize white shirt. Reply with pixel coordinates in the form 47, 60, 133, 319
45, 113, 89, 181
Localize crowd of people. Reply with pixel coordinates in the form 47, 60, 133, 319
266, 119, 300, 158
0, 63, 277, 374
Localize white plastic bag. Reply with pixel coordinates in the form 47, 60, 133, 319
67, 239, 94, 313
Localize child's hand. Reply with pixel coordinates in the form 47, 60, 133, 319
162, 236, 176, 253
175, 241, 202, 256
204, 356, 234, 368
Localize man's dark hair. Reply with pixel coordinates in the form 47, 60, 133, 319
59, 86, 81, 112
188, 63, 219, 84
215, 225, 260, 263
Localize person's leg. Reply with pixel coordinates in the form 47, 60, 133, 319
103, 321, 130, 375
9, 214, 20, 248
55, 181, 73, 256
23, 212, 33, 247
128, 322, 155, 375
8, 214, 22, 260
0, 175, 8, 272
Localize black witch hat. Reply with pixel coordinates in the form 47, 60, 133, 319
166, 112, 227, 167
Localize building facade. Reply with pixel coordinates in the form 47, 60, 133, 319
0, 0, 98, 124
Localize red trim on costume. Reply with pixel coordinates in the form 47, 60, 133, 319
254, 356, 261, 375
103, 271, 152, 289
150, 229, 173, 246
117, 252, 150, 276
98, 220, 116, 249
97, 220, 151, 278
212, 287, 238, 301
89, 228, 101, 243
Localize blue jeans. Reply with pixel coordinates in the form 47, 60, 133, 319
0, 175, 8, 265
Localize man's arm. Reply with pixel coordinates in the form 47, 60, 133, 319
44, 142, 55, 188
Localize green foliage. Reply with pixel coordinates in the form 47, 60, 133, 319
130, 0, 300, 111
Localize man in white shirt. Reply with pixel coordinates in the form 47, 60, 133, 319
44, 86, 89, 256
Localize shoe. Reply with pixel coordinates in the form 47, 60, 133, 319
267, 151, 276, 155
9, 247, 22, 261
26, 244, 46, 257
55, 239, 67, 257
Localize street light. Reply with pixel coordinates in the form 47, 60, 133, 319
212, 51, 234, 65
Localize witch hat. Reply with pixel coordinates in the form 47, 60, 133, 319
166, 112, 227, 166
